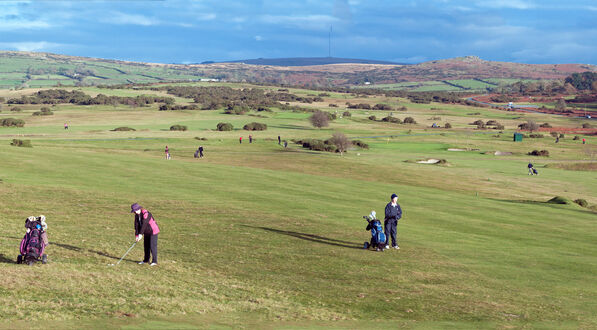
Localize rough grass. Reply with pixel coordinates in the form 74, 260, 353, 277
0, 83, 596, 328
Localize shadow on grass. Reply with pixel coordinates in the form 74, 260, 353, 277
242, 225, 361, 249
489, 198, 597, 216
0, 253, 15, 264
269, 124, 312, 130
53, 241, 136, 263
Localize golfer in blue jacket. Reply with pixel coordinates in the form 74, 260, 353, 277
384, 193, 402, 249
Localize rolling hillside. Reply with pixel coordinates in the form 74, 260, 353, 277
1, 51, 595, 90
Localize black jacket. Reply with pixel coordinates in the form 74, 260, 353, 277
134, 209, 156, 236
385, 202, 402, 222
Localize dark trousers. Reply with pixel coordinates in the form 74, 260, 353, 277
384, 220, 397, 247
143, 234, 158, 263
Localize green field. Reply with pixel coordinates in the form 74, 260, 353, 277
0, 84, 596, 329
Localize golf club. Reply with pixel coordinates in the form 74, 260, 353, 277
108, 241, 137, 266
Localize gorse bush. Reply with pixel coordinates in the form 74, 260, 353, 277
10, 139, 32, 147
528, 150, 550, 157
10, 106, 22, 112
352, 140, 369, 149
381, 116, 401, 124
444, 123, 452, 128
1, 118, 25, 127
574, 199, 588, 208
216, 122, 233, 131
33, 107, 54, 116
342, 111, 351, 117
170, 125, 188, 131
403, 117, 417, 124
243, 122, 267, 131
111, 127, 136, 131
368, 115, 376, 121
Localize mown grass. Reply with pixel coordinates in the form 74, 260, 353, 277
0, 83, 596, 328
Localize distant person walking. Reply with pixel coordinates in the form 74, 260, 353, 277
556, 136, 559, 143
131, 203, 160, 266
384, 193, 402, 250
528, 162, 535, 175
583, 138, 586, 144
249, 135, 253, 143
239, 137, 243, 144
165, 146, 171, 160
198, 146, 204, 158
278, 136, 281, 145
284, 140, 288, 148
64, 123, 68, 130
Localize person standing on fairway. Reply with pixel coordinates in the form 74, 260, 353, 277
165, 146, 171, 160
239, 136, 243, 144
528, 162, 534, 175
278, 135, 281, 145
384, 193, 402, 250
131, 203, 160, 266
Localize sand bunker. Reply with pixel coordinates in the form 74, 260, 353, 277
494, 151, 512, 156
417, 159, 441, 164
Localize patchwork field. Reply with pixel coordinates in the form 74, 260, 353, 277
0, 84, 596, 329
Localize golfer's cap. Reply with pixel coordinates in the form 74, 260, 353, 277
131, 203, 141, 213
391, 193, 398, 199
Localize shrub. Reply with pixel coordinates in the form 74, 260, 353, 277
486, 120, 499, 126
1, 118, 25, 127
381, 116, 401, 124
224, 105, 249, 115
328, 104, 338, 108
528, 134, 544, 138
170, 125, 188, 131
310, 111, 330, 128
216, 122, 233, 131
342, 111, 351, 117
471, 119, 484, 125
297, 139, 337, 152
444, 123, 452, 129
468, 112, 481, 115
352, 140, 369, 149
10, 139, 32, 147
528, 150, 550, 157
372, 103, 392, 110
243, 122, 267, 131
574, 199, 588, 208
582, 123, 592, 128
10, 106, 22, 112
540, 122, 552, 128
550, 132, 559, 137
403, 117, 417, 124
368, 115, 376, 121
573, 136, 580, 140
396, 106, 407, 111
111, 127, 136, 131
33, 107, 54, 116
559, 133, 565, 138
194, 137, 208, 140
547, 196, 570, 205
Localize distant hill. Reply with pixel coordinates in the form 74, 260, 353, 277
220, 57, 403, 66
0, 51, 596, 90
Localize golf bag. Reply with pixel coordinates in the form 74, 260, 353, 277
18, 217, 48, 265
363, 212, 386, 251
533, 168, 538, 175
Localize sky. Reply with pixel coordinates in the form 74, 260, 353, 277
0, 0, 596, 65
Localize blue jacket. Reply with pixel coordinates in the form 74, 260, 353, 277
385, 202, 402, 222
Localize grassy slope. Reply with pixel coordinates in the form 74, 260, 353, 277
0, 85, 596, 328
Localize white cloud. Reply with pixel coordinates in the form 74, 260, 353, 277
0, 41, 62, 52
475, 0, 536, 10
255, 35, 263, 41
103, 12, 158, 26
260, 14, 339, 30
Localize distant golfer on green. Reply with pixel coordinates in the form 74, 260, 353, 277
131, 203, 160, 266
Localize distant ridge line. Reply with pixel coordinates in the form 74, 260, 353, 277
212, 57, 407, 66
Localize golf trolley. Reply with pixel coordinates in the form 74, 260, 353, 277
363, 211, 386, 252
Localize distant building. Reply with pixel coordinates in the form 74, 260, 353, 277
200, 78, 220, 82
364, 81, 371, 85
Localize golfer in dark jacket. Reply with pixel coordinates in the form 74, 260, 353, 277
131, 203, 160, 266
384, 193, 402, 249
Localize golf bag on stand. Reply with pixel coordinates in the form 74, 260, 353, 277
18, 217, 48, 265
363, 211, 386, 252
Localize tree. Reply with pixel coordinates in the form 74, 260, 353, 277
555, 98, 566, 112
309, 111, 329, 128
527, 120, 539, 132
330, 132, 350, 156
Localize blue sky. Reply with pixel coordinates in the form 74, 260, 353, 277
0, 0, 595, 64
